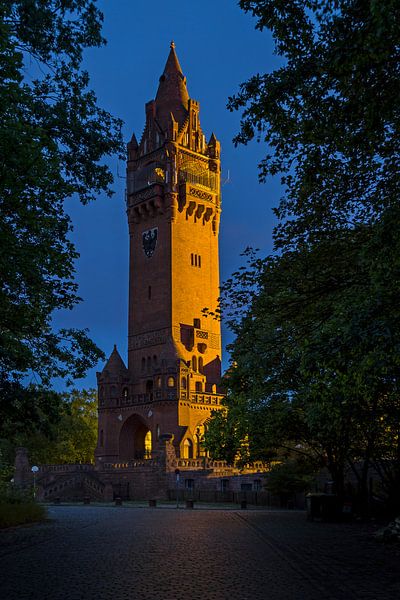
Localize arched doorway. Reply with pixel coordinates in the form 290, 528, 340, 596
119, 414, 152, 460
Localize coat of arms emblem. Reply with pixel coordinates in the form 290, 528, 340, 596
142, 227, 158, 258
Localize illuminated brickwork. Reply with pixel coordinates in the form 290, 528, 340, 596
96, 43, 224, 464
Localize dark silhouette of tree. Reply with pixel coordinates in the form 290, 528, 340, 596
206, 0, 400, 511
0, 1, 123, 435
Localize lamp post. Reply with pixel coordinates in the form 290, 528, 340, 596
31, 465, 39, 500
175, 468, 180, 509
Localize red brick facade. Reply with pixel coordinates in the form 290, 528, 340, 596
96, 43, 225, 466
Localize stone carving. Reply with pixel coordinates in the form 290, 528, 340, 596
129, 329, 168, 349
196, 330, 208, 339
128, 184, 164, 207
188, 186, 213, 202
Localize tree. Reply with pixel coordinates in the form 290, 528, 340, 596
0, 1, 123, 431
206, 1, 400, 510
0, 389, 98, 466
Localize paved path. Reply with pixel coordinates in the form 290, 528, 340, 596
0, 506, 399, 599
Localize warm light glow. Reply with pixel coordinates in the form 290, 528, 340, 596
144, 430, 152, 455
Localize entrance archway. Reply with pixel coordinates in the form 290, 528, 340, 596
119, 414, 152, 460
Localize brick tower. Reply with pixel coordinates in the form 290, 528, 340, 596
96, 43, 224, 464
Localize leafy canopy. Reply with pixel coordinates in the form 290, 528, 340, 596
0, 388, 98, 469
0, 1, 123, 405
206, 0, 400, 504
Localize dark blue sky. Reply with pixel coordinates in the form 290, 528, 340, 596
52, 0, 282, 390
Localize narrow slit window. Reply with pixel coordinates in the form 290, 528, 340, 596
148, 285, 152, 299
198, 255, 201, 268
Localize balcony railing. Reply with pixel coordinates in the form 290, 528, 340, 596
179, 169, 217, 192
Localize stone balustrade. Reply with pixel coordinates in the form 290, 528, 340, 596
39, 464, 95, 473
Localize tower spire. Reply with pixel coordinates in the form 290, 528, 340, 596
155, 42, 189, 129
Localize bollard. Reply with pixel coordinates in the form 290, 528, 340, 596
83, 496, 91, 505
186, 499, 194, 509
115, 497, 123, 506
240, 500, 247, 510
149, 499, 157, 507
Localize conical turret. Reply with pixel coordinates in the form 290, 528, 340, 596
101, 345, 128, 377
155, 41, 189, 129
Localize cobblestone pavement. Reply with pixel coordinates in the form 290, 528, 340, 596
0, 506, 399, 600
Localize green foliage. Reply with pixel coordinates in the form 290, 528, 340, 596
0, 501, 46, 528
0, 1, 124, 407
206, 0, 400, 508
0, 388, 98, 466
0, 474, 45, 529
231, 0, 400, 250
20, 389, 97, 464
266, 459, 317, 496
204, 409, 246, 465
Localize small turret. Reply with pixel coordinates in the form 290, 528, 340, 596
101, 344, 128, 378
207, 132, 220, 159
127, 133, 138, 161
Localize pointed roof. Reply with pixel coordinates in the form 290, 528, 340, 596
102, 345, 127, 376
155, 41, 189, 129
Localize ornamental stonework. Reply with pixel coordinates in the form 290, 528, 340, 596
129, 329, 168, 350
188, 186, 213, 202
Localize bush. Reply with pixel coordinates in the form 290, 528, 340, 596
0, 501, 46, 528
266, 459, 316, 496
0, 479, 46, 528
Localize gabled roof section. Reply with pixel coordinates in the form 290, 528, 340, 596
155, 41, 189, 130
101, 345, 127, 376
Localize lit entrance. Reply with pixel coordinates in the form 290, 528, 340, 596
119, 414, 152, 460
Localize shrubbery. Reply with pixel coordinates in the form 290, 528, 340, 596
0, 500, 46, 529
0, 462, 46, 528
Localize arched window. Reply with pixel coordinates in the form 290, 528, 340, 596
153, 355, 157, 366
192, 111, 197, 130
123, 387, 128, 400
181, 377, 187, 390
211, 383, 216, 393
147, 356, 151, 371
195, 381, 202, 392
146, 380, 153, 401
156, 424, 160, 440
198, 357, 203, 374
110, 385, 117, 398
148, 285, 152, 299
156, 376, 162, 388
183, 439, 193, 459
192, 356, 197, 372
144, 430, 152, 457
167, 376, 175, 387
